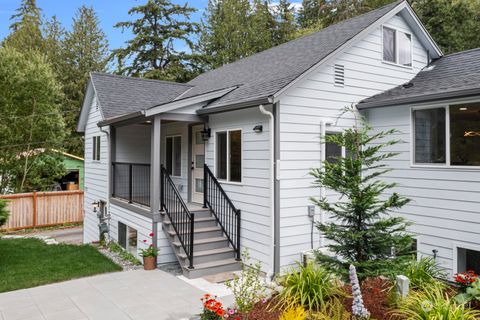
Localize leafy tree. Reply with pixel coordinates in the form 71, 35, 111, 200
112, 0, 200, 82
0, 46, 65, 193
411, 0, 480, 55
311, 107, 412, 281
0, 200, 8, 227
273, 0, 297, 45
3, 0, 44, 51
249, 0, 276, 52
62, 6, 109, 155
297, 0, 329, 29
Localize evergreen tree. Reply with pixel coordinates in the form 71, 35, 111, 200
199, 0, 252, 69
249, 0, 276, 52
43, 16, 66, 78
273, 0, 297, 45
411, 0, 480, 55
297, 0, 328, 29
62, 6, 109, 155
3, 0, 44, 51
112, 0, 200, 82
0, 46, 66, 193
311, 107, 412, 281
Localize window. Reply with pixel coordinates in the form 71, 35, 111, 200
216, 130, 242, 182
413, 108, 446, 164
92, 136, 101, 161
413, 103, 480, 166
118, 222, 138, 257
383, 26, 412, 67
166, 136, 181, 176
325, 133, 343, 163
457, 247, 480, 274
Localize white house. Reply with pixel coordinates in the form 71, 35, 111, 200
77, 0, 479, 278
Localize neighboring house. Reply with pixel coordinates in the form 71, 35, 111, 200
55, 150, 85, 191
77, 0, 478, 278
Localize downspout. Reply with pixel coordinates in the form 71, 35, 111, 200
99, 125, 111, 241
319, 120, 333, 247
259, 104, 275, 277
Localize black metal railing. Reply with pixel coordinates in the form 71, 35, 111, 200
112, 162, 151, 207
161, 165, 194, 269
203, 164, 241, 260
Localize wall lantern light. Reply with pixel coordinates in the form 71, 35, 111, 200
253, 125, 263, 133
201, 127, 211, 141
92, 201, 100, 213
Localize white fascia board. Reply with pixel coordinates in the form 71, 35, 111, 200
76, 80, 94, 132
144, 87, 237, 117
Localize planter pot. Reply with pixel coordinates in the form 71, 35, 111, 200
143, 256, 157, 270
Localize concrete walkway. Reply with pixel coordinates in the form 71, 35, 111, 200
0, 270, 229, 320
23, 227, 83, 245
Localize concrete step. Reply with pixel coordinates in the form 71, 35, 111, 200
160, 208, 212, 220
183, 258, 242, 278
172, 236, 229, 252
167, 226, 223, 240
163, 216, 217, 229
178, 247, 235, 265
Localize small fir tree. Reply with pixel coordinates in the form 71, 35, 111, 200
0, 200, 9, 228
311, 107, 412, 280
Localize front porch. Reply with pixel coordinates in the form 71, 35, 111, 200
108, 117, 241, 277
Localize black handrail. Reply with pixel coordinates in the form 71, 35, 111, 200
161, 165, 194, 269
203, 164, 241, 260
112, 162, 150, 206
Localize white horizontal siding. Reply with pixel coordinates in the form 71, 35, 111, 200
206, 107, 272, 271
365, 104, 480, 277
115, 124, 151, 163
277, 13, 430, 269
109, 203, 176, 263
83, 96, 109, 243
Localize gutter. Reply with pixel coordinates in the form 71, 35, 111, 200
98, 125, 111, 241
197, 97, 273, 115
358, 88, 480, 110
97, 111, 145, 127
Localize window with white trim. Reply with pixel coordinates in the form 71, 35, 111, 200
413, 103, 480, 166
383, 26, 412, 67
325, 132, 343, 163
166, 136, 181, 176
216, 129, 242, 182
457, 247, 480, 274
92, 136, 101, 161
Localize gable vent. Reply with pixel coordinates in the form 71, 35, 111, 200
334, 64, 345, 87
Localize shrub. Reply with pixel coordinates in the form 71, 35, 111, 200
276, 262, 343, 312
393, 286, 480, 319
280, 306, 306, 320
226, 249, 266, 313
307, 299, 351, 320
0, 200, 9, 228
402, 257, 447, 291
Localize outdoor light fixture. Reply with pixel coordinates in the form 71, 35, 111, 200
92, 201, 100, 213
201, 127, 211, 141
253, 125, 263, 133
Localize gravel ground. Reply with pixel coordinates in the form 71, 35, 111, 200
97, 246, 143, 271
157, 261, 183, 276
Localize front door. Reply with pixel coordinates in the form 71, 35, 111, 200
191, 125, 205, 204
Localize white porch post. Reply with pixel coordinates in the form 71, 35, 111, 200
151, 116, 162, 250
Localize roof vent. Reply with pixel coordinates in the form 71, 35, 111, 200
402, 82, 413, 89
334, 64, 345, 87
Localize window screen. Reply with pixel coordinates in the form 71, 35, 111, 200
166, 136, 181, 176
383, 27, 396, 63
325, 133, 342, 164
92, 136, 100, 161
413, 108, 446, 164
118, 222, 127, 249
216, 132, 227, 180
398, 31, 412, 66
229, 130, 242, 182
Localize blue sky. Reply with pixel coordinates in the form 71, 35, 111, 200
0, 0, 209, 51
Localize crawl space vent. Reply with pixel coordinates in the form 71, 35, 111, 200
334, 64, 345, 87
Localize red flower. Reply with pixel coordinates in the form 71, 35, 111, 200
143, 239, 147, 243
149, 232, 154, 237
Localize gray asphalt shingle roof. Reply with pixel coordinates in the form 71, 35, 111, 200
358, 48, 480, 109
187, 0, 403, 111
89, 1, 404, 120
90, 72, 192, 119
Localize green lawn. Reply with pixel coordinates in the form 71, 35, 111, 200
0, 238, 122, 292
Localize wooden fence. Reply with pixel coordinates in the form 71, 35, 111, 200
0, 190, 84, 231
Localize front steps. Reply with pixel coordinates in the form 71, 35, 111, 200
161, 207, 242, 278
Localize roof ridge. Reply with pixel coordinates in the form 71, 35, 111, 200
91, 72, 193, 87
189, 0, 404, 84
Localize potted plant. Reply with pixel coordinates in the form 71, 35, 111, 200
140, 233, 158, 270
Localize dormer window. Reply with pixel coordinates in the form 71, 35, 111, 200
383, 26, 412, 67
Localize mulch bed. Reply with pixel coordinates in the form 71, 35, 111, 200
342, 277, 401, 320
243, 299, 282, 320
